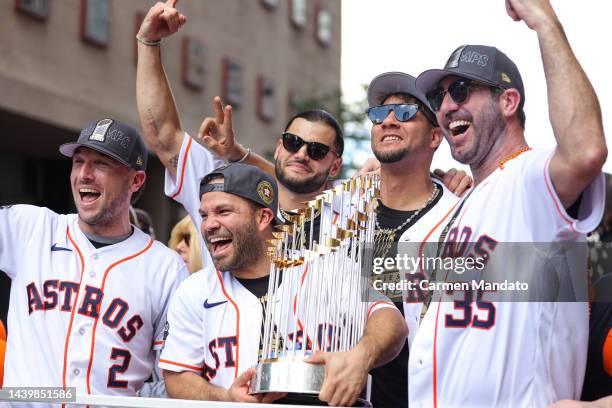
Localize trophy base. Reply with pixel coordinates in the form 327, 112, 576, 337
249, 358, 371, 407
250, 358, 324, 395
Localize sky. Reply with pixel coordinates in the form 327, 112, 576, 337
341, 0, 612, 173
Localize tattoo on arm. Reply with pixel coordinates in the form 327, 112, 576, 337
146, 108, 159, 134
170, 155, 179, 169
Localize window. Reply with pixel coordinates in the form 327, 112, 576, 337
257, 76, 276, 122
222, 58, 242, 108
287, 91, 303, 118
15, 0, 49, 20
181, 36, 205, 91
289, 0, 307, 29
315, 7, 332, 47
261, 0, 279, 10
80, 0, 110, 47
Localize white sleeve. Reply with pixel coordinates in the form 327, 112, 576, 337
0, 205, 47, 279
152, 252, 190, 351
164, 132, 224, 223
159, 272, 207, 374
520, 148, 605, 240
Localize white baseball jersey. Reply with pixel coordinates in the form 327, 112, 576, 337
397, 180, 459, 348
408, 148, 605, 407
159, 265, 395, 389
0, 205, 188, 404
164, 133, 223, 267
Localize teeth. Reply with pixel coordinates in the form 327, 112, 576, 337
382, 136, 401, 141
449, 120, 471, 130
210, 237, 231, 243
79, 188, 100, 194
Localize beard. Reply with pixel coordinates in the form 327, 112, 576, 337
448, 100, 507, 166
207, 217, 265, 272
372, 146, 408, 163
275, 160, 330, 194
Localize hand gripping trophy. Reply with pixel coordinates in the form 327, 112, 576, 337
249, 174, 382, 405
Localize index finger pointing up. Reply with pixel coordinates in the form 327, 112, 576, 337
167, 0, 179, 9
214, 96, 225, 124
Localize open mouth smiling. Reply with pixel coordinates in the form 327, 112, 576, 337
79, 188, 101, 203
449, 120, 471, 136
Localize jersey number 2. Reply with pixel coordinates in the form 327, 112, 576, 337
107, 348, 131, 388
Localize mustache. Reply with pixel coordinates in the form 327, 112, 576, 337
285, 158, 312, 171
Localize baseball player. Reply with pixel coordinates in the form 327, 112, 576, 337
364, 72, 463, 408
409, 0, 607, 406
0, 119, 188, 404
159, 163, 408, 407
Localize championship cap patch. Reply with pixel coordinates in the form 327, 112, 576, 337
89, 119, 113, 142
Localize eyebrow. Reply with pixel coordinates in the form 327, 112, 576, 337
199, 203, 236, 216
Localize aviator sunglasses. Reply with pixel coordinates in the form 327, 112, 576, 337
426, 78, 494, 112
281, 132, 338, 161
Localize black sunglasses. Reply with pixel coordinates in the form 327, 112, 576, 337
366, 104, 422, 125
427, 79, 495, 112
281, 132, 338, 161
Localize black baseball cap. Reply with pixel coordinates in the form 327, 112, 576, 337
416, 45, 525, 110
200, 163, 283, 224
59, 118, 148, 171
367, 72, 437, 125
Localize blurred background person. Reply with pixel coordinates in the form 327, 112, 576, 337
168, 215, 202, 274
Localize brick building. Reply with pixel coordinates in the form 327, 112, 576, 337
0, 0, 341, 322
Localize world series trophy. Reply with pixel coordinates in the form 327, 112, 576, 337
249, 175, 379, 405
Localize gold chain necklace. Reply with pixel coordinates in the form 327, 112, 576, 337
280, 208, 321, 223
498, 146, 531, 169
374, 183, 440, 259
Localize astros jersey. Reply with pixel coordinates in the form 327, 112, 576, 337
397, 180, 460, 348
164, 133, 224, 267
0, 205, 188, 404
159, 265, 395, 389
408, 148, 605, 407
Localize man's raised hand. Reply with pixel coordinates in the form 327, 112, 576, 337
137, 0, 187, 43
197, 97, 246, 161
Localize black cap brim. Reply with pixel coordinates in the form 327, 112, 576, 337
59, 142, 132, 168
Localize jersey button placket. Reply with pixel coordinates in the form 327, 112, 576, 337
90, 253, 99, 278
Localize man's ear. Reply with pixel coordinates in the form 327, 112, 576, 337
131, 170, 147, 193
329, 157, 343, 178
257, 207, 275, 231
500, 88, 521, 120
430, 127, 443, 150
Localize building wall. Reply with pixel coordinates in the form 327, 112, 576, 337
0, 0, 341, 241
